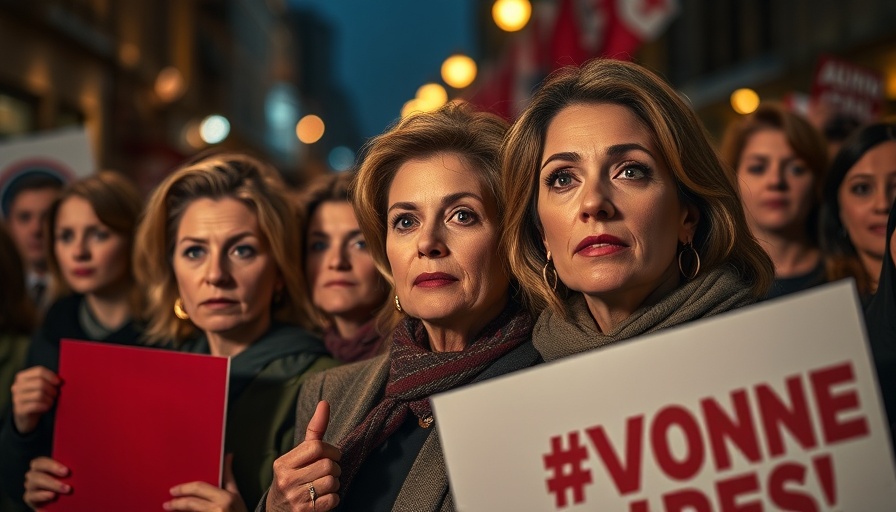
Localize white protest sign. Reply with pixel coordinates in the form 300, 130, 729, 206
432, 281, 896, 511
0, 127, 94, 217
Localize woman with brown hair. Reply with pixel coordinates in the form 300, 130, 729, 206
0, 171, 144, 510
20, 154, 338, 511
721, 103, 829, 298
301, 171, 389, 363
263, 104, 540, 511
502, 58, 774, 363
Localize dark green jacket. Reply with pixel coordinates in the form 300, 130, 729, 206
181, 323, 339, 508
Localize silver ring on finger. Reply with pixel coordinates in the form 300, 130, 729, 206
307, 481, 317, 510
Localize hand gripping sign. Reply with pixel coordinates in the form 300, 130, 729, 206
432, 281, 896, 511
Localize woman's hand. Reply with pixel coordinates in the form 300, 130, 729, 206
23, 457, 71, 509
164, 454, 247, 512
11, 366, 61, 434
266, 401, 342, 512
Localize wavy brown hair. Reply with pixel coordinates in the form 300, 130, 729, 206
720, 102, 829, 244
503, 58, 774, 316
135, 153, 315, 344
45, 171, 144, 312
352, 103, 509, 333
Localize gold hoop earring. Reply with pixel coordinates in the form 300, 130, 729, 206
394, 295, 403, 312
678, 241, 701, 280
174, 297, 190, 320
541, 251, 558, 291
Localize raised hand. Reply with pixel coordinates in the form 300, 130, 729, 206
266, 401, 342, 511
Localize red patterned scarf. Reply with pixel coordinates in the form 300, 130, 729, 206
337, 301, 532, 493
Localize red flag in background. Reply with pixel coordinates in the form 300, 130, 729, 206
470, 10, 548, 120
602, 0, 680, 58
468, 0, 679, 118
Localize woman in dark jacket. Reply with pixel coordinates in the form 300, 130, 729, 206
0, 171, 144, 510
22, 154, 338, 511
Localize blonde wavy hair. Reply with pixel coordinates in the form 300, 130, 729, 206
134, 153, 315, 344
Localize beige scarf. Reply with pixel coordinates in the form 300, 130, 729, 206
533, 265, 755, 362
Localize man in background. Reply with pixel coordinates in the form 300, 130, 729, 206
2, 173, 64, 315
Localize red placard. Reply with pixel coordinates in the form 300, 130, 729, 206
48, 340, 229, 512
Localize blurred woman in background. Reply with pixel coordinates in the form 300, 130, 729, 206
820, 122, 896, 302
0, 171, 144, 510
301, 171, 389, 363
721, 103, 828, 299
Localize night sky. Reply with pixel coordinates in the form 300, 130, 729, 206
288, 0, 478, 142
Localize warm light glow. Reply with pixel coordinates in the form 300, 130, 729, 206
492, 0, 531, 32
118, 43, 141, 68
296, 114, 325, 144
415, 83, 448, 111
401, 99, 422, 118
155, 67, 186, 103
441, 54, 477, 89
731, 88, 760, 115
886, 66, 896, 100
182, 119, 205, 149
199, 115, 230, 144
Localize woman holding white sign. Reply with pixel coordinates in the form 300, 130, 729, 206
502, 59, 774, 362
262, 104, 540, 511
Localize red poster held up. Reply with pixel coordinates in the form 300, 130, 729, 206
48, 340, 229, 512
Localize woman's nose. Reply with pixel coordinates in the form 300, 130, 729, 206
579, 180, 615, 221
416, 221, 448, 258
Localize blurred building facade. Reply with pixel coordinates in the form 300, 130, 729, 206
641, 0, 896, 137
0, 0, 306, 192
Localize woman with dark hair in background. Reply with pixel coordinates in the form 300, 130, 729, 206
0, 171, 144, 511
301, 171, 389, 363
721, 103, 828, 299
502, 59, 774, 363
820, 122, 896, 302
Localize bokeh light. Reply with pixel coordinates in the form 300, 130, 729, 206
441, 54, 477, 89
416, 83, 448, 111
199, 115, 230, 144
492, 0, 531, 32
328, 146, 355, 171
730, 88, 760, 115
401, 99, 422, 118
296, 114, 325, 144
155, 67, 186, 103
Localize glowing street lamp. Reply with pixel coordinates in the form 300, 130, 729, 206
441, 54, 477, 89
492, 0, 531, 32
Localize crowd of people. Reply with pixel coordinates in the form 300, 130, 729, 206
0, 58, 893, 511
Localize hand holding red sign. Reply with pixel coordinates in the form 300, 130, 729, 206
266, 401, 342, 512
